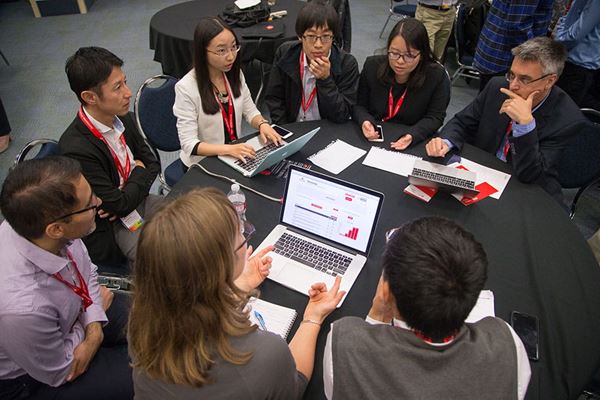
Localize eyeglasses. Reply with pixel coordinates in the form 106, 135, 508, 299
302, 34, 334, 44
505, 71, 552, 86
385, 227, 400, 243
207, 44, 241, 57
387, 51, 420, 62
50, 194, 99, 223
235, 222, 256, 252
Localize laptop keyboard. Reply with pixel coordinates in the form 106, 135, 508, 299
235, 142, 279, 172
412, 167, 476, 190
273, 233, 352, 277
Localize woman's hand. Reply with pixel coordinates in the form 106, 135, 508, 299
303, 276, 345, 324
226, 143, 256, 162
390, 134, 412, 150
235, 245, 273, 292
361, 121, 379, 140
259, 124, 284, 146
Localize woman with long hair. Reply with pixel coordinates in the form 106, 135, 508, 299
173, 18, 283, 169
352, 18, 450, 150
129, 188, 343, 399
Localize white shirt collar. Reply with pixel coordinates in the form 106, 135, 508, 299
82, 107, 124, 135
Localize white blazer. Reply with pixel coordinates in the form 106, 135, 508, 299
173, 69, 261, 167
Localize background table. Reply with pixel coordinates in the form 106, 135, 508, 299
149, 0, 304, 78
170, 120, 600, 400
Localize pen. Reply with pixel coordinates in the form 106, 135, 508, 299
254, 310, 268, 331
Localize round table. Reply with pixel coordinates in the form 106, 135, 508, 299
170, 120, 600, 399
149, 0, 305, 78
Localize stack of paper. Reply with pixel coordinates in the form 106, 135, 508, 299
362, 147, 421, 177
308, 140, 366, 174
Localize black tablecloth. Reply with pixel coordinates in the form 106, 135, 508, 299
170, 120, 600, 400
149, 0, 305, 78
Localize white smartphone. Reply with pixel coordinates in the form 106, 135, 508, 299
369, 124, 384, 142
271, 124, 294, 139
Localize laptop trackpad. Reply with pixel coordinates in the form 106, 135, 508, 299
279, 262, 317, 294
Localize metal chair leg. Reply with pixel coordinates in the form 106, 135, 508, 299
379, 13, 393, 39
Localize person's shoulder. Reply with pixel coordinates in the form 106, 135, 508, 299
175, 70, 197, 91
547, 86, 587, 122
275, 41, 301, 65
241, 330, 293, 366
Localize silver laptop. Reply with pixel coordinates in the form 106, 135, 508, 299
218, 128, 319, 177
408, 159, 479, 197
254, 166, 384, 305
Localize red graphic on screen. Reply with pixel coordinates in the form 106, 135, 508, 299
344, 227, 359, 240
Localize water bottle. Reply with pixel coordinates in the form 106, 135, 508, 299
227, 183, 247, 233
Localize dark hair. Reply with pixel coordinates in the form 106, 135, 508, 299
295, 1, 339, 38
193, 17, 242, 115
383, 217, 488, 341
378, 18, 435, 89
0, 157, 82, 240
65, 46, 124, 105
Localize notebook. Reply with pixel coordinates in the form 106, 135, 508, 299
362, 146, 421, 177
307, 139, 366, 174
253, 166, 384, 306
247, 297, 297, 339
218, 128, 319, 177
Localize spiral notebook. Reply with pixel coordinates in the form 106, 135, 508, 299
307, 140, 367, 174
247, 297, 297, 339
362, 146, 421, 177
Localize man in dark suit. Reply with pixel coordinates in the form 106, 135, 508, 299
426, 37, 585, 205
59, 47, 160, 267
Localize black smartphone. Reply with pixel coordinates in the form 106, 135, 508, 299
510, 311, 540, 361
369, 124, 384, 142
271, 124, 294, 139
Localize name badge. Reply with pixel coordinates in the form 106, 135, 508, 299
120, 209, 143, 232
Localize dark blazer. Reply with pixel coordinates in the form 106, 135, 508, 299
59, 111, 160, 265
440, 77, 586, 203
352, 55, 451, 144
265, 41, 359, 125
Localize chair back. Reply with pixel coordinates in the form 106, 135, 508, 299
308, 0, 352, 53
557, 112, 600, 189
134, 75, 180, 152
12, 139, 59, 170
454, 2, 487, 66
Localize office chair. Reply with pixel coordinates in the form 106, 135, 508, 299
12, 138, 59, 169
134, 74, 183, 194
0, 49, 9, 66
307, 0, 352, 52
379, 0, 416, 39
451, 3, 481, 85
557, 108, 600, 218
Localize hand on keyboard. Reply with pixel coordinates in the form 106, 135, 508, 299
226, 143, 256, 162
259, 124, 284, 146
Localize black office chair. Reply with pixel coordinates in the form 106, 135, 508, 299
0, 49, 8, 66
451, 3, 481, 85
379, 0, 416, 39
12, 138, 59, 169
134, 74, 183, 194
557, 108, 600, 218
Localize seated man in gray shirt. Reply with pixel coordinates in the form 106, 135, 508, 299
0, 157, 132, 400
323, 217, 531, 399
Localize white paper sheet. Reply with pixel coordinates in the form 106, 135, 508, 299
465, 290, 495, 323
307, 140, 366, 174
234, 0, 260, 9
362, 146, 421, 177
448, 157, 511, 199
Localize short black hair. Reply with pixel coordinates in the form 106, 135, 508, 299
295, 1, 339, 37
378, 18, 436, 89
383, 217, 487, 341
0, 157, 82, 240
65, 46, 123, 105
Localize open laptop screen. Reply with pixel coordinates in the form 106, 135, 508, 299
281, 167, 383, 254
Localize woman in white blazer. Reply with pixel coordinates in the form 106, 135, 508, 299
174, 17, 282, 168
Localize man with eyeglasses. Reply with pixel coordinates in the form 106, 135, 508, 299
0, 157, 132, 400
426, 37, 586, 206
265, 1, 359, 125
59, 47, 161, 268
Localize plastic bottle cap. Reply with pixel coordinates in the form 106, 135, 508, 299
231, 183, 240, 192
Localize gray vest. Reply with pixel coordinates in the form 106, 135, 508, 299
331, 316, 518, 399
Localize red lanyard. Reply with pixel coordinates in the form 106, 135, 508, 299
78, 107, 131, 183
215, 73, 236, 142
502, 121, 513, 159
299, 52, 318, 113
383, 87, 408, 122
413, 330, 456, 344
52, 251, 93, 311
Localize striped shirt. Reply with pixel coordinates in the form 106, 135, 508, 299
473, 0, 553, 74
